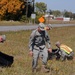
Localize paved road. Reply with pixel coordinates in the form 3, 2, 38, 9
0, 24, 75, 31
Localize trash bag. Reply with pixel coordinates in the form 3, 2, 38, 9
0, 51, 14, 67
48, 49, 61, 60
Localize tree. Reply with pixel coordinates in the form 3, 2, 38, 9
0, 0, 33, 20
72, 13, 75, 19
48, 9, 52, 15
52, 10, 61, 17
35, 2, 47, 14
63, 11, 72, 18
0, 0, 25, 20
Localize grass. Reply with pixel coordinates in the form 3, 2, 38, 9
47, 20, 75, 24
0, 20, 75, 26
0, 26, 75, 75
0, 21, 26, 26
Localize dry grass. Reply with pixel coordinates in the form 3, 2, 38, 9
46, 20, 75, 24
0, 21, 25, 26
0, 20, 75, 26
0, 26, 75, 75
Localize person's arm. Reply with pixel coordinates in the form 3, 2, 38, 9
29, 30, 35, 51
29, 30, 35, 56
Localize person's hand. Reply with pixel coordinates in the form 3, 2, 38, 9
48, 48, 52, 53
29, 51, 33, 56
0, 36, 3, 42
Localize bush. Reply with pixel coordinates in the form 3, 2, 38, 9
20, 15, 30, 23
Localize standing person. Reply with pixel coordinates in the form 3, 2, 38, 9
45, 24, 52, 31
29, 23, 52, 73
55, 41, 74, 61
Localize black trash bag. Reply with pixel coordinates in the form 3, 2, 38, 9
0, 51, 14, 67
48, 49, 61, 60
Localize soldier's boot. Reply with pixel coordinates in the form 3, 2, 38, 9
41, 65, 50, 73
32, 68, 37, 73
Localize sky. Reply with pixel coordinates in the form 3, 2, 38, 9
35, 0, 75, 13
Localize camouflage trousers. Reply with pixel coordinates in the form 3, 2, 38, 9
32, 46, 48, 69
59, 50, 74, 61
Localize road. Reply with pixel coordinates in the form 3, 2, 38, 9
0, 24, 75, 31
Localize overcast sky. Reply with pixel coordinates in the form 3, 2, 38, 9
35, 0, 75, 13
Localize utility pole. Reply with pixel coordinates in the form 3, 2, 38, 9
23, 0, 28, 18
25, 0, 33, 18
32, 0, 35, 13
26, 0, 28, 18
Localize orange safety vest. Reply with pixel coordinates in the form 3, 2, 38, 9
60, 44, 73, 54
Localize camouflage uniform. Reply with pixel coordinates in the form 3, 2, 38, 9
29, 23, 51, 70
55, 42, 74, 61
59, 46, 74, 61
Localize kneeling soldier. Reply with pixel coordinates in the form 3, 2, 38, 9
55, 41, 74, 61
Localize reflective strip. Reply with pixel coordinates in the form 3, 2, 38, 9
44, 27, 46, 30
60, 44, 73, 54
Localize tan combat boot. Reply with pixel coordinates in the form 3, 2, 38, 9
41, 65, 50, 73
32, 68, 37, 73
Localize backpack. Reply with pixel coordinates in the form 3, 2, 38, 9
0, 51, 14, 67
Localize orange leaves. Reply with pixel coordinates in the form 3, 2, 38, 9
8, 5, 14, 13
0, 0, 8, 16
22, 5, 25, 9
0, 0, 24, 16
7, 0, 24, 14
0, 0, 8, 5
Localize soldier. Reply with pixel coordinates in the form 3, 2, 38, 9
55, 41, 74, 61
0, 35, 6, 43
29, 23, 52, 73
45, 24, 52, 31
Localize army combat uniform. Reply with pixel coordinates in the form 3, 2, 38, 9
59, 44, 74, 61
29, 28, 51, 70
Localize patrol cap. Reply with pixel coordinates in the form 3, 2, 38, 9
38, 23, 46, 31
2, 35, 6, 41
46, 24, 52, 29
0, 35, 6, 42
55, 41, 61, 46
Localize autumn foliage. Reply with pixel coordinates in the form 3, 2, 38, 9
0, 0, 25, 20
